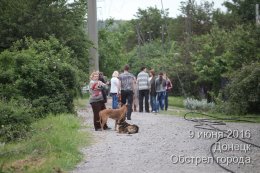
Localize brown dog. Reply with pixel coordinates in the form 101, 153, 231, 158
99, 104, 128, 131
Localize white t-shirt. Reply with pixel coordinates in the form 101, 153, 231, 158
110, 77, 120, 94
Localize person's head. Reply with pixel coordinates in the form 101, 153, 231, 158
99, 72, 104, 78
124, 64, 130, 71
112, 71, 119, 78
140, 66, 146, 72
149, 69, 155, 77
159, 72, 164, 80
90, 71, 99, 81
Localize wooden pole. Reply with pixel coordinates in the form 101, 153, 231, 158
88, 0, 99, 73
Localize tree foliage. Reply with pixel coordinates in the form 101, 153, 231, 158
223, 62, 260, 114
98, 20, 128, 76
0, 0, 90, 75
223, 0, 259, 24
0, 37, 80, 141
0, 37, 79, 115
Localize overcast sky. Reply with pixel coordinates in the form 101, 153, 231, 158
96, 0, 227, 20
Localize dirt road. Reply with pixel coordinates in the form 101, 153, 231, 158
72, 99, 260, 173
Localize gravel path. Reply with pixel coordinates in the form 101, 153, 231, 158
72, 98, 260, 173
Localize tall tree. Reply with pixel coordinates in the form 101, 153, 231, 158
223, 0, 259, 24
131, 7, 166, 44
98, 20, 128, 76
179, 0, 215, 35
0, 0, 90, 75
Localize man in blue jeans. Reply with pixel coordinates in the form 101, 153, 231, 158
155, 72, 166, 112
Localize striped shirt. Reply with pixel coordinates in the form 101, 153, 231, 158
118, 71, 135, 91
137, 71, 150, 90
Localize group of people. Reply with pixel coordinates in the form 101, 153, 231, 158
135, 67, 172, 113
88, 64, 172, 131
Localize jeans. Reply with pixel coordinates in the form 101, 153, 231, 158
150, 95, 156, 112
156, 91, 166, 111
111, 93, 118, 109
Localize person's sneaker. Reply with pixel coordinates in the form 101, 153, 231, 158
95, 128, 102, 131
152, 111, 156, 113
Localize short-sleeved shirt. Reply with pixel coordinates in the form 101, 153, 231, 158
118, 71, 135, 91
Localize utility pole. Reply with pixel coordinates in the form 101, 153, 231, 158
136, 24, 142, 59
184, 0, 192, 64
88, 0, 99, 73
257, 4, 260, 27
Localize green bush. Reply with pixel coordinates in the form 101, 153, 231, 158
222, 62, 260, 114
0, 37, 79, 117
184, 97, 215, 111
0, 99, 32, 142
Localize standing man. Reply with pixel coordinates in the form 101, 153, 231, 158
149, 69, 157, 113
137, 67, 150, 113
118, 64, 136, 120
155, 72, 167, 112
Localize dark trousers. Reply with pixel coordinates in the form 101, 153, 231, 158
90, 101, 108, 130
121, 90, 133, 119
139, 89, 149, 112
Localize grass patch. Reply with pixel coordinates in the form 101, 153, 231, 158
74, 93, 89, 110
168, 96, 184, 108
200, 112, 260, 123
165, 107, 189, 117
0, 114, 91, 173
167, 96, 260, 123
166, 108, 260, 123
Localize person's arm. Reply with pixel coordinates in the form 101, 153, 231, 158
169, 80, 173, 90
117, 79, 121, 94
147, 74, 150, 89
132, 76, 136, 91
